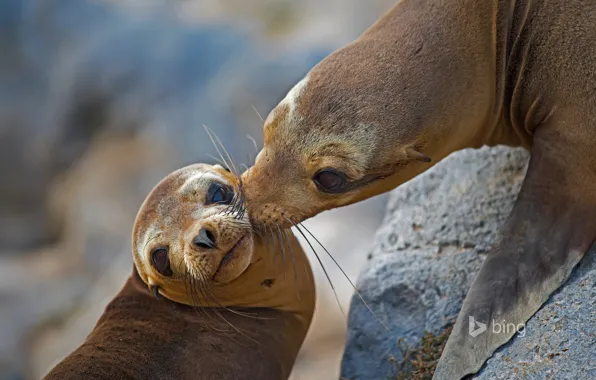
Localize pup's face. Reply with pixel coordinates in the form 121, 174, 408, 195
241, 58, 432, 228
133, 164, 254, 302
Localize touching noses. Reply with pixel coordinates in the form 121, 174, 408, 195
192, 227, 217, 250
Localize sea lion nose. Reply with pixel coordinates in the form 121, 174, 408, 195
192, 227, 217, 250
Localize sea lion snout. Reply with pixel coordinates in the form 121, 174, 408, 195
183, 217, 253, 283
191, 227, 217, 249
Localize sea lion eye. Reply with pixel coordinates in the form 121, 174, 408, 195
151, 247, 172, 276
206, 183, 234, 205
313, 169, 347, 193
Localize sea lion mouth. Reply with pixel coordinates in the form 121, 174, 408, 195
213, 233, 249, 279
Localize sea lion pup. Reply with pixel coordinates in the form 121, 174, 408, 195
241, 1, 596, 379
44, 164, 315, 380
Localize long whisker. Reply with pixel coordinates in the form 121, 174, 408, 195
247, 136, 259, 157
299, 222, 390, 331
220, 192, 239, 216
206, 153, 229, 168
199, 279, 264, 346
287, 218, 346, 318
196, 279, 244, 344
229, 194, 244, 220
274, 224, 288, 281
268, 224, 278, 262
203, 125, 239, 177
282, 229, 299, 285
250, 105, 265, 123
262, 224, 273, 253
203, 283, 271, 320
282, 228, 300, 300
185, 272, 221, 333
203, 126, 234, 175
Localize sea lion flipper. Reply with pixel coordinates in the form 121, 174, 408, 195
434, 128, 596, 379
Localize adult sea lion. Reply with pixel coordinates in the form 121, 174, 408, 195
240, 1, 596, 378
44, 164, 315, 380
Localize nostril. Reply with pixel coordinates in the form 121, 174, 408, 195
192, 227, 217, 249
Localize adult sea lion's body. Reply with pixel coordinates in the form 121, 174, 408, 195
45, 164, 315, 380
241, 1, 596, 378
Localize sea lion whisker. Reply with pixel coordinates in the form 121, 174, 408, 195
203, 125, 235, 175
196, 279, 240, 338
267, 224, 279, 262
298, 222, 390, 331
203, 125, 239, 177
204, 283, 272, 321
289, 219, 346, 318
187, 273, 214, 321
282, 228, 301, 301
221, 192, 239, 216
198, 278, 263, 347
233, 182, 247, 220
245, 141, 258, 180
241, 154, 254, 182
231, 197, 244, 219
185, 272, 222, 333
274, 224, 288, 281
206, 153, 229, 169
250, 105, 265, 123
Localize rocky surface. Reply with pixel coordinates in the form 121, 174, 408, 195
341, 146, 596, 380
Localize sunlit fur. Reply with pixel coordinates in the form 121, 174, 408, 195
132, 164, 314, 315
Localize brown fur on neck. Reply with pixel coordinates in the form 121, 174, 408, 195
44, 264, 314, 380
242, 0, 544, 227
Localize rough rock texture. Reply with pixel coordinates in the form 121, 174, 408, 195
341, 146, 596, 380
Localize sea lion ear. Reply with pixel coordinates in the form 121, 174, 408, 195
405, 147, 432, 163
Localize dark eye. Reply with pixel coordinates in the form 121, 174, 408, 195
206, 183, 234, 205
313, 169, 347, 193
151, 248, 172, 276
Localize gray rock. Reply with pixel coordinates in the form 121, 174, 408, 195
340, 146, 596, 380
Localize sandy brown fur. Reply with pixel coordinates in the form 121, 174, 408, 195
242, 1, 596, 379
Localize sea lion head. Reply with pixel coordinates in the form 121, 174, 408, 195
132, 163, 255, 303
241, 42, 437, 228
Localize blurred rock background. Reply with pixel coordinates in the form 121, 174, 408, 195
0, 0, 398, 379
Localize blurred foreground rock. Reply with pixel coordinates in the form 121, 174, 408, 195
341, 146, 596, 380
